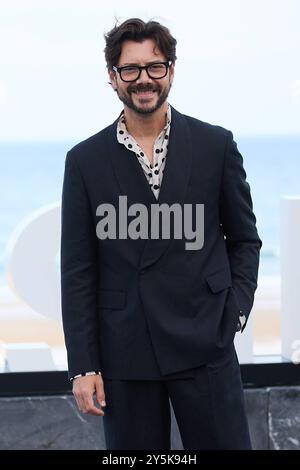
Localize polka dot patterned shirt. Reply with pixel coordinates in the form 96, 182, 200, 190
117, 103, 171, 200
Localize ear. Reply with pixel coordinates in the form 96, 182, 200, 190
108, 68, 117, 91
169, 62, 175, 79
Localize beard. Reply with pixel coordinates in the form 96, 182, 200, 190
115, 81, 172, 115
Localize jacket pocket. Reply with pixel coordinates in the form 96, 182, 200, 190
98, 288, 126, 310
205, 266, 232, 293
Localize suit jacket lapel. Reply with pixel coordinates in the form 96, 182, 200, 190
106, 104, 193, 270
107, 111, 157, 207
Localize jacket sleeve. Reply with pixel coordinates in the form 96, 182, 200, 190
219, 131, 263, 332
60, 150, 102, 380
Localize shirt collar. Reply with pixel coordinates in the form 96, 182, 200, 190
117, 102, 171, 137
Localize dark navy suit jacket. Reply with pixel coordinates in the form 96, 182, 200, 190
60, 105, 262, 381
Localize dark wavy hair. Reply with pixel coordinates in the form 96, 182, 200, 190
104, 18, 177, 70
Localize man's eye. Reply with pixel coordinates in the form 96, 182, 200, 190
149, 64, 164, 69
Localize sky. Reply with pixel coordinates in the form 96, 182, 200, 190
0, 0, 299, 141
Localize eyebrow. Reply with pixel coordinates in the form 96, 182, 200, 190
119, 60, 164, 67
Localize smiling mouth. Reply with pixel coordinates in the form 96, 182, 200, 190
132, 90, 157, 96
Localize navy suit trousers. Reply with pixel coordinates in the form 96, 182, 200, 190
102, 343, 252, 450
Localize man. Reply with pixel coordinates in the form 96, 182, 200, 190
60, 18, 262, 450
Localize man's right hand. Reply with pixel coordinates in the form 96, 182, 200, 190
72, 375, 106, 416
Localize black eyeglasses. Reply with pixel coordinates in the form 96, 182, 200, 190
112, 61, 172, 82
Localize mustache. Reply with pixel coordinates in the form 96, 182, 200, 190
129, 85, 159, 93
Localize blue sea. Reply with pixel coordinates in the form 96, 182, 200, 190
0, 136, 299, 283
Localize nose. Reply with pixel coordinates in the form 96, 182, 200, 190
135, 67, 152, 84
